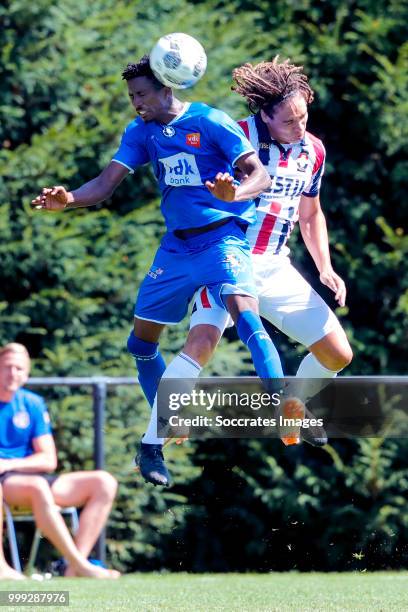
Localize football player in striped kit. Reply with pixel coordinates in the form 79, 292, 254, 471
189, 57, 353, 442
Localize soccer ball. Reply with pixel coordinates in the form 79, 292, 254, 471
149, 33, 207, 89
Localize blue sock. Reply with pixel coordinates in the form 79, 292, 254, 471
127, 332, 166, 407
236, 311, 284, 378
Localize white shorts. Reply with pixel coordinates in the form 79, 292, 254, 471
190, 255, 341, 348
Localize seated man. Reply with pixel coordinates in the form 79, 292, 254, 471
0, 343, 120, 578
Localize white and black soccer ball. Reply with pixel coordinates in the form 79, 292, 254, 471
149, 32, 207, 89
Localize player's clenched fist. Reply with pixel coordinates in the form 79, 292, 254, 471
31, 186, 73, 211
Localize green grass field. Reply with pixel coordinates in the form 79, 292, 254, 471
1, 572, 407, 611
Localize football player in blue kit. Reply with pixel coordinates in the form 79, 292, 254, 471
32, 54, 284, 486
130, 56, 353, 459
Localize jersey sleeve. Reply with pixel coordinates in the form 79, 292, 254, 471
303, 137, 326, 197
112, 120, 150, 174
205, 109, 255, 167
31, 398, 53, 439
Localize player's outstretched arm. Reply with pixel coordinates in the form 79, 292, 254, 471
205, 152, 271, 202
31, 162, 129, 212
299, 194, 347, 307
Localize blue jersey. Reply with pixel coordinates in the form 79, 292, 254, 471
0, 389, 52, 459
112, 102, 257, 231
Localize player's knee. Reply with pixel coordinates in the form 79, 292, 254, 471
339, 344, 353, 369
183, 325, 219, 366
322, 345, 353, 371
92, 471, 118, 500
24, 477, 53, 502
225, 294, 258, 323
127, 330, 157, 360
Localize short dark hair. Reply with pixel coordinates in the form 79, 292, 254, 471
232, 56, 314, 115
121, 54, 164, 89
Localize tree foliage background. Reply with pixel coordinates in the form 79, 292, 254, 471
0, 0, 407, 572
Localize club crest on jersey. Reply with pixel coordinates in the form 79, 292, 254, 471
186, 133, 201, 147
13, 411, 30, 429
222, 253, 245, 276
162, 126, 176, 138
148, 266, 164, 280
296, 150, 309, 172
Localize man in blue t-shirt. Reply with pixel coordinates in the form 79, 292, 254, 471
31, 54, 284, 487
0, 343, 120, 578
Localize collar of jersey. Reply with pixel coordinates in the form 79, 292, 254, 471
271, 137, 306, 151
166, 102, 191, 126
254, 113, 305, 150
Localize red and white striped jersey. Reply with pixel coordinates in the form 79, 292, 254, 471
238, 114, 325, 257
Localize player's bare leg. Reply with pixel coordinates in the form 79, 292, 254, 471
3, 476, 119, 578
309, 328, 353, 372
51, 472, 117, 559
0, 561, 25, 580
183, 324, 221, 366
0, 563, 25, 580
133, 318, 165, 343
224, 293, 257, 320
0, 487, 25, 580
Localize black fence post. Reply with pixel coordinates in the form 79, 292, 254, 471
92, 379, 107, 564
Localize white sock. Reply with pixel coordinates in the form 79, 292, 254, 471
143, 352, 202, 444
294, 352, 340, 403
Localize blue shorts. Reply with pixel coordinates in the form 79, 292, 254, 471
135, 219, 257, 324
